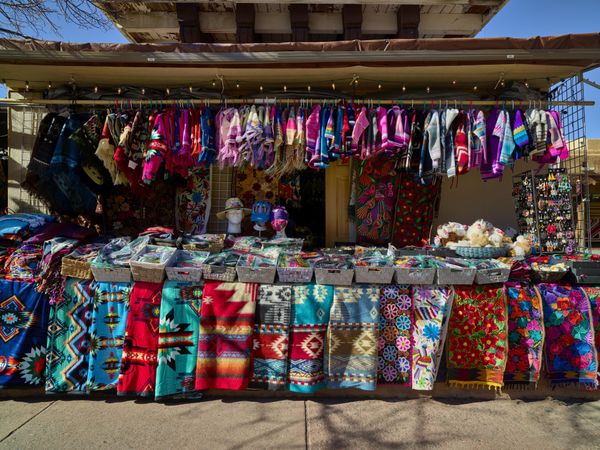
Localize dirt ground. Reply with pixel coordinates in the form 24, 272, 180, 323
1, 396, 600, 449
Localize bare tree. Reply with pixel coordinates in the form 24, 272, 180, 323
0, 0, 110, 39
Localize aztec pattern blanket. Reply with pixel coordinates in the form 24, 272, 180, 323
327, 285, 380, 391
117, 282, 163, 397
411, 285, 454, 391
377, 285, 414, 385
195, 281, 258, 390
45, 277, 95, 393
156, 281, 204, 399
581, 286, 600, 379
87, 281, 131, 391
0, 279, 50, 387
504, 283, 545, 387
447, 285, 508, 390
288, 284, 334, 393
538, 284, 598, 388
250, 285, 292, 390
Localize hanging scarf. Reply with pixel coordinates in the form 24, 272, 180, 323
538, 284, 598, 388
195, 281, 258, 390
250, 285, 292, 390
411, 285, 454, 391
326, 286, 380, 391
288, 284, 334, 393
45, 278, 96, 393
156, 281, 203, 400
447, 285, 508, 390
377, 285, 414, 385
117, 281, 163, 397
86, 281, 131, 392
503, 283, 545, 387
0, 279, 50, 387
37, 237, 80, 305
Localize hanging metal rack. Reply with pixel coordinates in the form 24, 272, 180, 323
0, 98, 594, 107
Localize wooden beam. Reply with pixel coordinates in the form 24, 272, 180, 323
115, 12, 237, 34
235, 3, 255, 43
420, 13, 483, 35
342, 4, 362, 40
289, 4, 309, 42
176, 3, 212, 43
309, 12, 343, 35
397, 5, 420, 38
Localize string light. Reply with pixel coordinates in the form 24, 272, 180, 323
117, 87, 122, 95
25, 81, 29, 92
236, 82, 240, 89
94, 86, 98, 94
452, 80, 457, 86
402, 85, 406, 92
500, 80, 506, 88
283, 85, 287, 92
473, 85, 478, 92
47, 81, 52, 89
426, 86, 430, 94
378, 83, 382, 90
141, 88, 145, 95
331, 82, 336, 90
189, 85, 193, 93
259, 85, 263, 92
524, 81, 530, 88
307, 85, 311, 92
166, 87, 170, 95
212, 80, 216, 87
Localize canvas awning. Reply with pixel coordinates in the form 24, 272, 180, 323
1, 33, 600, 95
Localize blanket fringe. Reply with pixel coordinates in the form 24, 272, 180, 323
448, 381, 501, 392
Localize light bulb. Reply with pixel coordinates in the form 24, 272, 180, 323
525, 81, 529, 88
117, 87, 122, 95
283, 85, 287, 92
212, 81, 216, 87
141, 88, 145, 95
48, 81, 52, 89
94, 86, 98, 93
236, 82, 240, 89
426, 86, 430, 93
452, 80, 457, 86
189, 85, 193, 93
473, 85, 478, 91
260, 85, 263, 92
307, 85, 311, 92
378, 83, 382, 90
332, 82, 336, 90
166, 87, 170, 95
402, 85, 406, 92
25, 81, 29, 92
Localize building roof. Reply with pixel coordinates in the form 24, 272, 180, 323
1, 33, 599, 96
94, 0, 508, 44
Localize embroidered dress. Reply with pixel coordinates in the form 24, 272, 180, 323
411, 286, 454, 391
117, 282, 163, 397
447, 285, 508, 390
175, 167, 211, 235
504, 283, 545, 387
538, 284, 598, 388
326, 286, 380, 390
156, 281, 203, 400
195, 281, 258, 390
0, 279, 50, 387
250, 285, 292, 390
288, 284, 334, 393
377, 285, 414, 385
86, 282, 131, 391
45, 278, 96, 393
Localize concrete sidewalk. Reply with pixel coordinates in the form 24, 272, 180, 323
1, 396, 600, 449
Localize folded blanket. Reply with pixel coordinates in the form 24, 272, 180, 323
447, 285, 508, 390
250, 285, 292, 390
288, 284, 334, 393
378, 285, 414, 385
327, 285, 380, 391
195, 281, 258, 390
411, 285, 454, 391
538, 284, 598, 388
156, 281, 204, 399
504, 283, 545, 387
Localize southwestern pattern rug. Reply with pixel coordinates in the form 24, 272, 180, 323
447, 285, 508, 390
538, 284, 598, 388
411, 285, 454, 391
288, 284, 334, 393
87, 281, 131, 391
504, 283, 545, 387
156, 280, 204, 399
117, 281, 163, 397
195, 281, 258, 390
250, 284, 292, 390
327, 285, 380, 391
378, 285, 414, 385
45, 277, 95, 393
0, 279, 50, 387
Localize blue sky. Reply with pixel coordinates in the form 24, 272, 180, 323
1, 0, 599, 135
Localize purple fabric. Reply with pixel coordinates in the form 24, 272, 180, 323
24, 223, 97, 244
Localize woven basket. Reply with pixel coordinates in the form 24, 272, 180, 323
277, 266, 314, 283
475, 267, 511, 284
165, 250, 209, 282
394, 267, 436, 285
354, 266, 395, 284
236, 266, 277, 284
454, 246, 508, 259
315, 268, 354, 286
91, 264, 131, 283
201, 264, 237, 282
436, 267, 477, 285
130, 246, 176, 283
61, 257, 93, 279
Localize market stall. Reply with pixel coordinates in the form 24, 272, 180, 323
1, 33, 600, 400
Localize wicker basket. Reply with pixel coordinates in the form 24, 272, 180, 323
277, 266, 314, 283
201, 264, 237, 282
130, 246, 176, 283
436, 267, 477, 285
354, 266, 395, 284
475, 267, 511, 284
61, 257, 93, 279
454, 246, 508, 259
165, 250, 209, 282
91, 264, 131, 283
236, 266, 277, 284
315, 268, 354, 286
394, 267, 436, 285
182, 234, 226, 254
